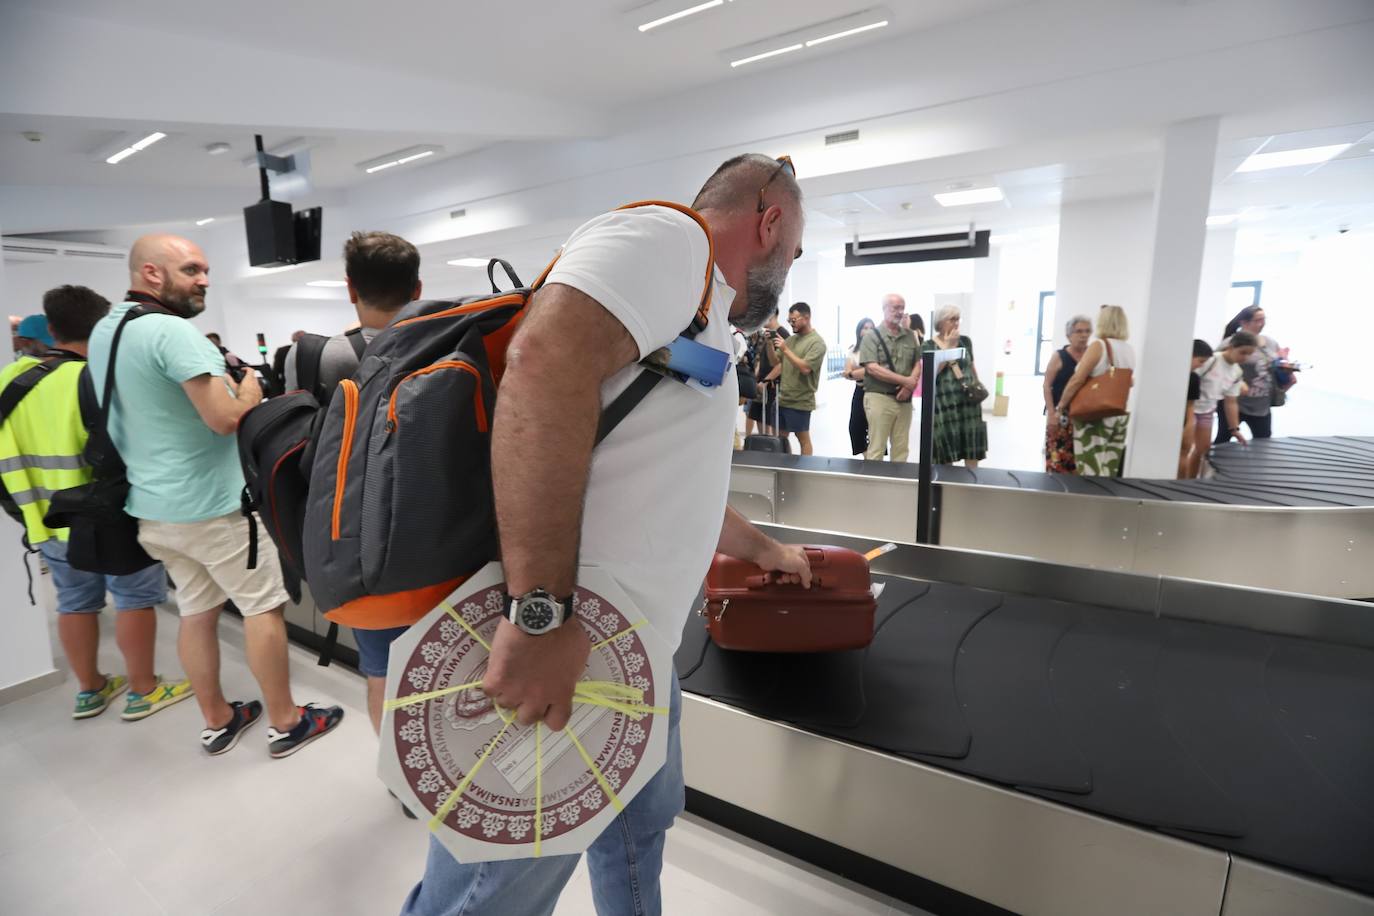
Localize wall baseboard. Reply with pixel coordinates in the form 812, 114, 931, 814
0, 667, 64, 707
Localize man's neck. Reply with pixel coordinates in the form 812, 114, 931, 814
355, 303, 401, 331
884, 320, 901, 334
51, 341, 88, 357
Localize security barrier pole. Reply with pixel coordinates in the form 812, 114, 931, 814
916, 348, 937, 544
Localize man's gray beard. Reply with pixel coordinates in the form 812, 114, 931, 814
159, 283, 206, 318
735, 251, 790, 333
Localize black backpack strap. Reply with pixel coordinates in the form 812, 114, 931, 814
344, 327, 367, 360
487, 259, 523, 293
294, 333, 330, 403
595, 371, 662, 446
317, 621, 339, 668
0, 361, 62, 426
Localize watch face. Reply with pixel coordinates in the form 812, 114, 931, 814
518, 598, 557, 633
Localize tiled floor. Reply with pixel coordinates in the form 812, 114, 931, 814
0, 608, 930, 916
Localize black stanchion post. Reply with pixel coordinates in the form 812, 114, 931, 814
916, 348, 937, 544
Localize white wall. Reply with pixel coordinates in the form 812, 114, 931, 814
1194, 227, 1239, 345
1054, 196, 1155, 354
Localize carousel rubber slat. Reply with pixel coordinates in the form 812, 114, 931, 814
1030, 609, 1247, 836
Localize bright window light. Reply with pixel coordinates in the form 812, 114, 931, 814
1206, 214, 1238, 226
639, 0, 723, 32
934, 187, 1005, 207
306, 280, 348, 288
447, 258, 489, 268
730, 43, 803, 67
195, 217, 215, 226
805, 19, 888, 47
1235, 144, 1350, 173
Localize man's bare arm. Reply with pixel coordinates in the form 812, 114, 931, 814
716, 506, 812, 587
181, 371, 261, 436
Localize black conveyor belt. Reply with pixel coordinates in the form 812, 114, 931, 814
732, 435, 1374, 507
677, 576, 1374, 891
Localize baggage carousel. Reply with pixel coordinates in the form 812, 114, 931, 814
677, 524, 1374, 916
728, 437, 1374, 600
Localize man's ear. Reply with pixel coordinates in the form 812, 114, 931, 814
412, 280, 423, 301
346, 278, 360, 306
759, 204, 784, 248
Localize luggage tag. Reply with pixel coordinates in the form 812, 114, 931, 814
641, 336, 732, 398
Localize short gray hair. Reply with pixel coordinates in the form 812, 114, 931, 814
932, 304, 960, 334
692, 153, 801, 213
1064, 314, 1092, 339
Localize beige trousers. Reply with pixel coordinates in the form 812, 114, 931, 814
863, 392, 912, 462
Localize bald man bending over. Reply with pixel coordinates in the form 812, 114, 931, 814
86, 234, 344, 758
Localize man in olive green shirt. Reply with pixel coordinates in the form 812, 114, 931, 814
859, 293, 922, 462
776, 302, 827, 455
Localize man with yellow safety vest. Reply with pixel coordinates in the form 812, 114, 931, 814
0, 286, 191, 720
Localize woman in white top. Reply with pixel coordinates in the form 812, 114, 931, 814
1055, 305, 1136, 477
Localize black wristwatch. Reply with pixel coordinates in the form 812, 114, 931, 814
505, 589, 577, 636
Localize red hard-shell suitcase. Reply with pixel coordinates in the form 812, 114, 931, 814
702, 546, 877, 652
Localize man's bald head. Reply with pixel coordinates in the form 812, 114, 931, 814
128, 233, 210, 318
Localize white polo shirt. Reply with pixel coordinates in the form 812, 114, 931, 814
544, 205, 739, 650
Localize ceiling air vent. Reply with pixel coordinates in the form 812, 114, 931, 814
63, 249, 125, 260
825, 129, 860, 146
3, 243, 61, 256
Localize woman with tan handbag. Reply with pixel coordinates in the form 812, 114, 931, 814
1055, 305, 1135, 477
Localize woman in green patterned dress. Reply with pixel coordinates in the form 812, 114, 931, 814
1056, 305, 1136, 476
923, 305, 988, 467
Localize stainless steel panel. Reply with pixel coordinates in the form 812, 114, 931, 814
682, 694, 1230, 916
940, 485, 1142, 573
1135, 502, 1374, 599
774, 470, 919, 544
1222, 857, 1374, 916
727, 466, 778, 524
1157, 578, 1374, 650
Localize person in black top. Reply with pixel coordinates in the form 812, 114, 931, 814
1180, 339, 1212, 478
745, 307, 789, 436
1042, 315, 1092, 473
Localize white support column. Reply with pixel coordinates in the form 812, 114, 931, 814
970, 248, 1001, 377
1127, 116, 1221, 478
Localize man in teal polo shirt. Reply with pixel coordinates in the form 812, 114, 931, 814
87, 233, 343, 759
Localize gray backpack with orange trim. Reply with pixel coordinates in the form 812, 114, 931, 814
302, 201, 715, 631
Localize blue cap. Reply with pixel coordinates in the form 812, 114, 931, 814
16, 315, 54, 347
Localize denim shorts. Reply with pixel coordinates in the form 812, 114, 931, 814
38, 538, 167, 615
353, 625, 410, 678
778, 406, 812, 432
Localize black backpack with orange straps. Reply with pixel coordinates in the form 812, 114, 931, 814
301, 201, 715, 632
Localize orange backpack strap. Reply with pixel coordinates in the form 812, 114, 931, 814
615, 200, 715, 336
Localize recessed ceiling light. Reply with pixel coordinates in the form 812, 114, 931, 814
804, 19, 888, 47
105, 131, 166, 165
639, 0, 723, 32
731, 43, 804, 67
1206, 214, 1238, 226
195, 217, 215, 226
447, 258, 489, 268
934, 187, 1004, 207
357, 145, 443, 175
205, 142, 231, 156
306, 280, 348, 288
1235, 143, 1350, 173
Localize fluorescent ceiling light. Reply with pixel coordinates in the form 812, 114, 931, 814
934, 187, 1005, 207
358, 145, 443, 174
639, 0, 722, 32
1235, 143, 1350, 173
1206, 214, 1238, 226
805, 19, 887, 46
447, 258, 489, 268
306, 280, 348, 288
731, 43, 803, 67
195, 217, 215, 226
104, 131, 166, 165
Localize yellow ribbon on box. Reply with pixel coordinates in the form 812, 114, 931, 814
383, 602, 667, 855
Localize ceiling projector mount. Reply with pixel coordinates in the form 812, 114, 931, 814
242, 133, 321, 268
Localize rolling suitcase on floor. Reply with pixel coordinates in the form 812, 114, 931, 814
702, 546, 877, 652
743, 382, 790, 454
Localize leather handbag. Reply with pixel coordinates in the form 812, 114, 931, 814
950, 363, 989, 404
1069, 339, 1132, 422
702, 546, 877, 652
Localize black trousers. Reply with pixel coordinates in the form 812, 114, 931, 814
848, 385, 868, 456
1215, 409, 1273, 443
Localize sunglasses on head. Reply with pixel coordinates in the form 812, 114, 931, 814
756, 155, 795, 214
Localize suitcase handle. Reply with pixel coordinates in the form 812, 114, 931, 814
745, 573, 825, 589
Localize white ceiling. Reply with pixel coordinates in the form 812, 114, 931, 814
9, 0, 1026, 105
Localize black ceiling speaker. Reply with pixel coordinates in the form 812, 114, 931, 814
243, 134, 322, 267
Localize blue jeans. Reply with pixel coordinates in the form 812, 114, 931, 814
400, 676, 684, 916
38, 538, 167, 614
353, 625, 410, 678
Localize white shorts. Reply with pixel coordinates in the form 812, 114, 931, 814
138, 512, 289, 617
